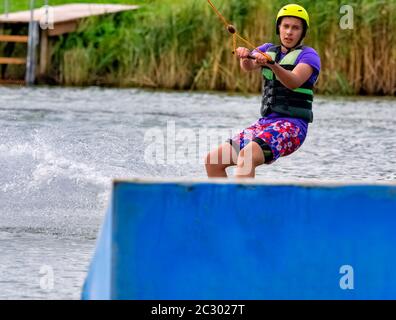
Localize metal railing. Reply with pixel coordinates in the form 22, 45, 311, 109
26, 0, 38, 85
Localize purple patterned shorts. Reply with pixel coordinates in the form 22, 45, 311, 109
229, 117, 307, 164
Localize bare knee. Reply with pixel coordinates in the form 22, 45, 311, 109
236, 142, 265, 169
205, 143, 238, 178
205, 152, 229, 171
205, 143, 237, 167
234, 144, 264, 178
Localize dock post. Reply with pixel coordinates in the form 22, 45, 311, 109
39, 1, 51, 76
39, 29, 48, 76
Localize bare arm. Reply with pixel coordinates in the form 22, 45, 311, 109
236, 47, 314, 89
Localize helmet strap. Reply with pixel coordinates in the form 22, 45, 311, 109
280, 41, 293, 53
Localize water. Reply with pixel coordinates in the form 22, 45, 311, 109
0, 86, 395, 299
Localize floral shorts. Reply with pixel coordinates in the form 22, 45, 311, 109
229, 118, 307, 164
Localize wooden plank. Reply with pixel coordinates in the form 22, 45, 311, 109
0, 79, 25, 85
0, 4, 139, 24
48, 21, 77, 37
0, 35, 29, 43
0, 57, 26, 64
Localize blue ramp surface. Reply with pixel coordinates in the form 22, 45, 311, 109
82, 179, 396, 299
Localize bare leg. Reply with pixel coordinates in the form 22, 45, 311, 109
235, 141, 265, 178
205, 142, 238, 178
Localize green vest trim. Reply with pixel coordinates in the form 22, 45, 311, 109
262, 49, 304, 80
293, 87, 314, 95
262, 51, 276, 80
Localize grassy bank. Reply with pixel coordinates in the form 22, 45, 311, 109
1, 0, 395, 95
0, 0, 143, 11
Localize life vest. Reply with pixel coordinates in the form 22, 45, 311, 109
261, 45, 314, 123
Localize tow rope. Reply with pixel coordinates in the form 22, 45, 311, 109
206, 0, 274, 63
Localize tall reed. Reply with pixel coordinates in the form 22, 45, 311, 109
3, 0, 395, 95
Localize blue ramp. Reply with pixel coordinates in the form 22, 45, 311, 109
82, 179, 396, 299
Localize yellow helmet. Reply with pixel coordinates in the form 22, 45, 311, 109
276, 4, 310, 28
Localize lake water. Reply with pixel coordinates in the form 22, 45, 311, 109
0, 86, 395, 299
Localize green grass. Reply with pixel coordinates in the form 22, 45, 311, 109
0, 0, 149, 12
0, 0, 395, 95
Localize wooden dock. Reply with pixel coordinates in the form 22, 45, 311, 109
0, 4, 139, 36
0, 3, 139, 84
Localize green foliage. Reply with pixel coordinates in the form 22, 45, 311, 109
1, 0, 395, 95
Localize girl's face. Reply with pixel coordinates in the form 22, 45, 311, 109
279, 16, 304, 48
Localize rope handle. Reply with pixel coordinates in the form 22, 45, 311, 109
247, 54, 275, 64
